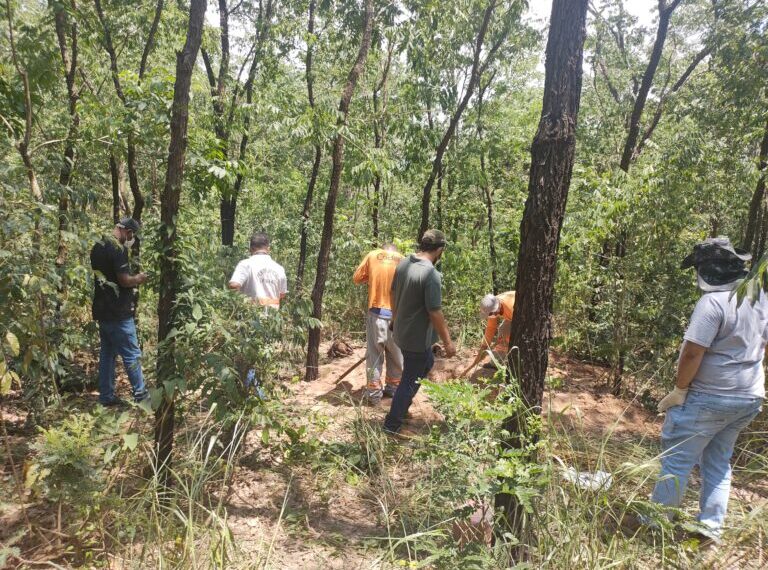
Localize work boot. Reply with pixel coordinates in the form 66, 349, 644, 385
363, 389, 383, 406
383, 384, 398, 398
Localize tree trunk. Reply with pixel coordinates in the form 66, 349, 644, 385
606, 0, 684, 392
220, 195, 237, 246
417, 0, 505, 241
495, 0, 588, 539
5, 2, 41, 202
305, 0, 374, 382
296, 145, 321, 293
295, 0, 320, 294
110, 153, 121, 223
222, 0, 274, 247
371, 39, 393, 244
154, 0, 206, 486
742, 115, 768, 258
477, 74, 499, 293
619, 0, 682, 172
53, 1, 79, 271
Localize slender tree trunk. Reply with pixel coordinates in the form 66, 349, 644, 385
417, 0, 506, 240
619, 0, 683, 172
371, 39, 393, 244
5, 2, 41, 202
296, 0, 321, 294
53, 1, 79, 272
305, 0, 374, 382
296, 146, 321, 293
221, 0, 274, 247
110, 153, 121, 224
154, 0, 206, 486
742, 115, 768, 257
476, 75, 498, 293
94, 0, 163, 223
495, 0, 588, 539
607, 0, 684, 392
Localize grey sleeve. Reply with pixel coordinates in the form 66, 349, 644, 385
424, 269, 442, 311
683, 295, 723, 348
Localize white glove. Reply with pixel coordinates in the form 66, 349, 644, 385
658, 387, 688, 413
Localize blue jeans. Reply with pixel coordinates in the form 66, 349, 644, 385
651, 390, 762, 536
98, 319, 147, 403
384, 348, 434, 433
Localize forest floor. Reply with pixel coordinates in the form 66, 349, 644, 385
2, 344, 767, 568
222, 344, 680, 568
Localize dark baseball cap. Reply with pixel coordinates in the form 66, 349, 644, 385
420, 229, 447, 248
117, 217, 140, 233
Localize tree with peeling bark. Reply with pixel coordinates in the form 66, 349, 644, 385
304, 0, 374, 382
495, 0, 589, 537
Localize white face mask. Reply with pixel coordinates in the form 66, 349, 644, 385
124, 237, 135, 248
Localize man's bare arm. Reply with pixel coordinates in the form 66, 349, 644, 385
228, 281, 242, 290
676, 340, 707, 389
428, 309, 456, 357
117, 272, 147, 288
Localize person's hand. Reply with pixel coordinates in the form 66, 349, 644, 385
444, 341, 457, 358
658, 387, 688, 413
136, 272, 148, 285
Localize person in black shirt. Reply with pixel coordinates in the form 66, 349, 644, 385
90, 218, 148, 405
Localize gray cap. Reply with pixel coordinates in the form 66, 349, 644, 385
479, 294, 500, 317
117, 217, 140, 233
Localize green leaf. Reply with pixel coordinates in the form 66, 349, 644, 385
1, 372, 11, 395
192, 304, 203, 321
122, 433, 139, 451
5, 332, 19, 357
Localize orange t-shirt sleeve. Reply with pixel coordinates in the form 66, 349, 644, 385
353, 254, 369, 284
483, 316, 499, 349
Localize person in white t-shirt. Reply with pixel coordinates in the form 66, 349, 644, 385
228, 232, 288, 309
650, 236, 765, 541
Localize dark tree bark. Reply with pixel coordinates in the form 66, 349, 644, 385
742, 115, 768, 258
110, 153, 121, 224
154, 0, 206, 485
305, 0, 374, 382
296, 0, 321, 294
53, 0, 79, 271
495, 0, 588, 537
201, 0, 235, 245
619, 0, 683, 172
417, 0, 508, 241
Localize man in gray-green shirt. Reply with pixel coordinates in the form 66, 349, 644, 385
384, 229, 456, 433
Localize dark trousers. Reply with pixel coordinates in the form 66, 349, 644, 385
384, 348, 434, 433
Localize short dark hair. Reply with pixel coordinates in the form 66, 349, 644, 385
250, 232, 270, 250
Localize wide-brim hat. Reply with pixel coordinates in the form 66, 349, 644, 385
681, 236, 751, 292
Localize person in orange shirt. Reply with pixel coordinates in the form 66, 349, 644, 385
461, 291, 516, 377
353, 243, 404, 404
